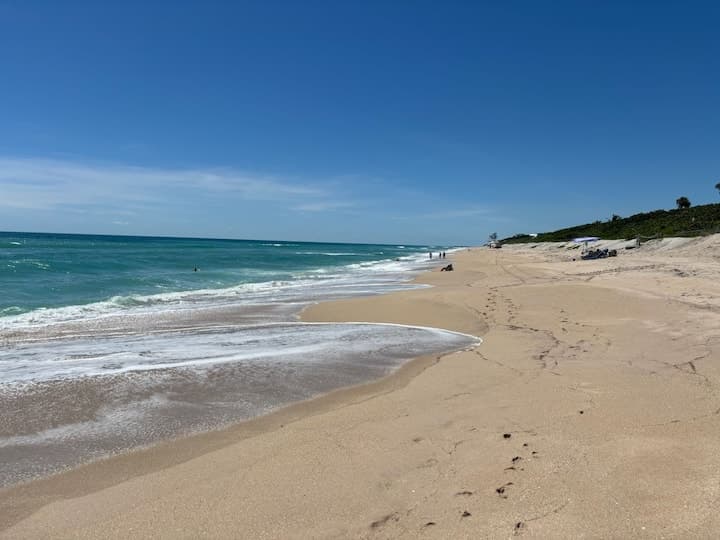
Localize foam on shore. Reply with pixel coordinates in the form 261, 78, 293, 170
0, 322, 478, 487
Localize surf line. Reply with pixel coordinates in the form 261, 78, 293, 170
116, 320, 483, 346
294, 320, 483, 346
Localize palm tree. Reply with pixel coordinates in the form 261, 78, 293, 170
676, 196, 691, 209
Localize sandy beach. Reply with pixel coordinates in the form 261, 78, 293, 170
2, 238, 720, 538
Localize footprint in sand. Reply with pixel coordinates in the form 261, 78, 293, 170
370, 512, 400, 530
496, 482, 514, 498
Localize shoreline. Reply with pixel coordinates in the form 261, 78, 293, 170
0, 350, 451, 531
0, 253, 476, 530
3, 241, 720, 537
0, 248, 462, 489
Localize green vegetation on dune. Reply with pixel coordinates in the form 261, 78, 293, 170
501, 203, 720, 244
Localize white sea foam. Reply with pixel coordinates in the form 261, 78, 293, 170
0, 321, 479, 488
0, 394, 174, 449
0, 251, 434, 331
0, 323, 478, 384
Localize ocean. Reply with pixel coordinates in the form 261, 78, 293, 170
0, 232, 477, 486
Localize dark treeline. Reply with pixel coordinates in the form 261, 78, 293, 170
502, 203, 720, 244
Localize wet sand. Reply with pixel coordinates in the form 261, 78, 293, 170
2, 239, 720, 538
0, 323, 475, 487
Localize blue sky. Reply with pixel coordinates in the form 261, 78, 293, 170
1, 1, 719, 245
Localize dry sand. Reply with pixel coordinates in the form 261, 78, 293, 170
2, 238, 720, 538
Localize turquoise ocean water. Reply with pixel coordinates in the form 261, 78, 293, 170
0, 232, 477, 486
1, 231, 443, 318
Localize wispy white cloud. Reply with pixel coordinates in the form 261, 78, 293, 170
292, 201, 356, 212
0, 157, 331, 212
